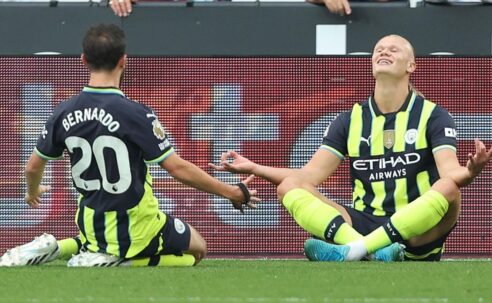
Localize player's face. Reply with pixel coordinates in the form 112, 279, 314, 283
372, 36, 416, 79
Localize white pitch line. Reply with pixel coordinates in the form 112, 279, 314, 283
26, 297, 455, 303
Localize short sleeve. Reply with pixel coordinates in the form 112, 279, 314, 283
35, 113, 64, 160
128, 105, 175, 164
320, 112, 350, 159
427, 105, 457, 154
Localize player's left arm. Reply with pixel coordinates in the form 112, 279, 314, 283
436, 140, 492, 188
430, 106, 492, 187
25, 152, 51, 208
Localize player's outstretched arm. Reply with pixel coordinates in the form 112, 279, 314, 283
161, 153, 259, 212
208, 150, 298, 186
209, 148, 342, 187
24, 152, 51, 208
435, 139, 492, 188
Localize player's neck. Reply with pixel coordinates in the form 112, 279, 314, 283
373, 79, 410, 114
88, 70, 122, 88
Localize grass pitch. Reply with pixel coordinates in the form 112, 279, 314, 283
0, 259, 490, 303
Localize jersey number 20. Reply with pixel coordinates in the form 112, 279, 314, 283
65, 136, 131, 194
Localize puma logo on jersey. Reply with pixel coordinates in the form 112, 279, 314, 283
360, 135, 371, 146
41, 126, 48, 139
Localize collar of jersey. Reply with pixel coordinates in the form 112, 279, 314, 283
368, 90, 416, 117
82, 86, 125, 97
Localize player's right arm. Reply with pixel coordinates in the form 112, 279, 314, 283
26, 106, 65, 208
211, 149, 341, 186
160, 152, 259, 212
24, 152, 51, 208
210, 112, 348, 186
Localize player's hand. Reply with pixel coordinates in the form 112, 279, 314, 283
306, 0, 351, 16
230, 175, 260, 213
109, 0, 136, 17
208, 150, 257, 175
466, 139, 492, 179
25, 185, 51, 208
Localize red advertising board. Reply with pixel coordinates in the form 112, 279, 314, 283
0, 57, 490, 256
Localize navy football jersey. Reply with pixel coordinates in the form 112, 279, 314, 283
321, 92, 457, 216
35, 86, 173, 257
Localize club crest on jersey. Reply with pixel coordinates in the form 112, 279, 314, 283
152, 119, 166, 140
174, 218, 186, 234
383, 130, 395, 149
404, 129, 418, 145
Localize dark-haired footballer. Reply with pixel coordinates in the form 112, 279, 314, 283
0, 24, 259, 267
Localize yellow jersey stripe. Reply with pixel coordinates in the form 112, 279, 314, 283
393, 111, 410, 153
370, 181, 386, 216
353, 179, 366, 211
416, 100, 436, 149
347, 104, 363, 157
407, 92, 417, 112
104, 211, 120, 256
370, 115, 386, 156
83, 207, 99, 252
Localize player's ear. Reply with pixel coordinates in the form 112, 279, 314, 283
119, 54, 127, 68
81, 54, 87, 66
407, 60, 416, 74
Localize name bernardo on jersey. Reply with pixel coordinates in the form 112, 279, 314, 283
353, 152, 421, 181
62, 107, 120, 132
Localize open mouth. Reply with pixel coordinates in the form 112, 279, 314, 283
377, 58, 393, 65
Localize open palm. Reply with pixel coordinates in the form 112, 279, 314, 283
209, 150, 256, 175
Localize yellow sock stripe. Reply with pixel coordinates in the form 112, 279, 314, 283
363, 226, 392, 254
416, 100, 436, 149
394, 178, 409, 212
347, 103, 363, 157
371, 115, 386, 156
130, 254, 196, 267
57, 238, 81, 260
370, 181, 386, 216
157, 254, 196, 266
